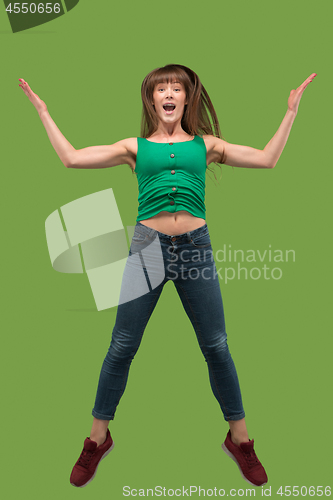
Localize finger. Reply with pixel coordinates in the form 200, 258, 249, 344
296, 80, 311, 95
19, 79, 31, 90
21, 83, 33, 95
19, 83, 29, 92
19, 83, 33, 99
301, 73, 317, 89
304, 73, 317, 82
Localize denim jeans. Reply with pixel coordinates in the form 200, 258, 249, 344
92, 221, 245, 422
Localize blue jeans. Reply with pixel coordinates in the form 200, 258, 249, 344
92, 221, 245, 422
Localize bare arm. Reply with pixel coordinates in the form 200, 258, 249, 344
18, 79, 134, 169
209, 73, 317, 169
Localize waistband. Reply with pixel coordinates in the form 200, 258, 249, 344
135, 221, 209, 242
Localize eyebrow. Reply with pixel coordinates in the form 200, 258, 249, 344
157, 81, 182, 85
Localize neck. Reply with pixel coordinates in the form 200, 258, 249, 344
151, 122, 189, 141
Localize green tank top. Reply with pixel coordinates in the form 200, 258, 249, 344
135, 135, 207, 223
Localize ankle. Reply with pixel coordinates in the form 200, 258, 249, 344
230, 432, 250, 447
89, 431, 107, 447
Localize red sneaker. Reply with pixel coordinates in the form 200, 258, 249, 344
222, 430, 268, 487
70, 429, 114, 487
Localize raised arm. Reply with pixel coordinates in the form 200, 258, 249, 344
18, 79, 136, 169
206, 73, 317, 169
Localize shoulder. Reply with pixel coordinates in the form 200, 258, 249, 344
108, 137, 138, 171
201, 134, 226, 148
201, 135, 227, 164
202, 135, 228, 152
114, 137, 138, 156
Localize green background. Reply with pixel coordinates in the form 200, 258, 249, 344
1, 0, 332, 498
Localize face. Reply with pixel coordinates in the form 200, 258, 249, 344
152, 80, 187, 124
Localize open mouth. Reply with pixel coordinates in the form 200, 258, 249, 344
163, 104, 176, 115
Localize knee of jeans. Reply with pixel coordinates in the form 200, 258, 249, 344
204, 330, 230, 356
106, 334, 139, 363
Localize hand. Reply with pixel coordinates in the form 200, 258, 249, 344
288, 73, 317, 114
18, 79, 48, 115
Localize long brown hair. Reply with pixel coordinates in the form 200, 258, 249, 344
139, 64, 226, 181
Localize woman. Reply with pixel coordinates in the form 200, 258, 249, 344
19, 65, 316, 488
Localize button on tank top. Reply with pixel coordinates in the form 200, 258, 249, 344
134, 135, 207, 223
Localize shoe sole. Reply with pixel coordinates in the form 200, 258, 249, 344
70, 441, 115, 488
221, 443, 267, 488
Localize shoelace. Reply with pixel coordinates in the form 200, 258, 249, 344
77, 449, 94, 468
243, 449, 260, 467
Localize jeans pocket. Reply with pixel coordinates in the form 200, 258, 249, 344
190, 231, 211, 248
132, 231, 147, 244
130, 231, 149, 256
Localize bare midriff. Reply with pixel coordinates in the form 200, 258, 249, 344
139, 210, 206, 236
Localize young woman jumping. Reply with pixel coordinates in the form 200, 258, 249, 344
19, 65, 316, 488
